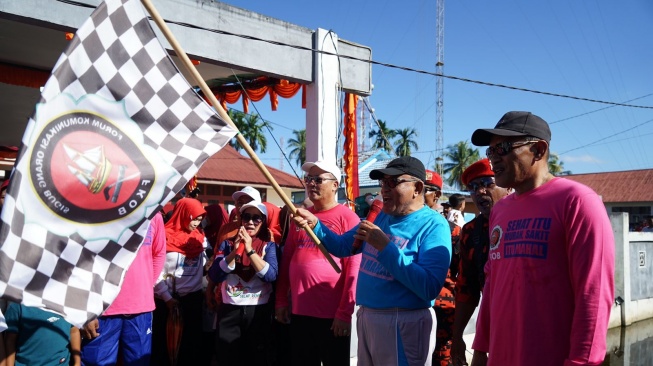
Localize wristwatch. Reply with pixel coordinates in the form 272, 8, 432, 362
246, 249, 256, 257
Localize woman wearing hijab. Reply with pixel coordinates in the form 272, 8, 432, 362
208, 201, 278, 366
203, 203, 229, 251
153, 197, 207, 366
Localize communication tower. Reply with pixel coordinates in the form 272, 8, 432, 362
435, 0, 445, 174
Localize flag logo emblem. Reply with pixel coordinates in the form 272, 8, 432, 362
21, 94, 173, 242
30, 109, 155, 223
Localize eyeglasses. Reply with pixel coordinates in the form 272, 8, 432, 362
424, 186, 441, 194
304, 175, 337, 185
467, 177, 496, 193
241, 213, 264, 224
486, 140, 537, 159
378, 177, 421, 189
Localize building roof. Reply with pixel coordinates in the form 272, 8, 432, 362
564, 169, 653, 203
358, 150, 393, 187
197, 145, 303, 189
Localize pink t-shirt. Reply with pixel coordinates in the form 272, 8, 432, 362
473, 178, 614, 365
275, 204, 360, 322
104, 212, 166, 315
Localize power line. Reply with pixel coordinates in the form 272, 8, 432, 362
166, 18, 653, 109
55, 0, 653, 110
550, 93, 653, 124
559, 118, 653, 155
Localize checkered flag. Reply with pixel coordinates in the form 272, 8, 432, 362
0, 0, 235, 327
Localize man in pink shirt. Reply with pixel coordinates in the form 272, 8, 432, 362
275, 160, 360, 366
80, 212, 166, 365
469, 111, 615, 366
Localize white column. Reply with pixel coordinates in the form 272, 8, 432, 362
610, 212, 629, 327
305, 28, 340, 166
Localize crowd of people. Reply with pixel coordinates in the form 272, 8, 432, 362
0, 111, 616, 366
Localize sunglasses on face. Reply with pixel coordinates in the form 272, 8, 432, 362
425, 186, 441, 194
486, 140, 537, 159
304, 175, 337, 185
467, 177, 496, 193
241, 213, 264, 224
378, 177, 421, 189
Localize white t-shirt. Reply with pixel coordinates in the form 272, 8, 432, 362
447, 208, 466, 228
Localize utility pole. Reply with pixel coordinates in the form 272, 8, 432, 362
435, 0, 445, 175
359, 96, 366, 152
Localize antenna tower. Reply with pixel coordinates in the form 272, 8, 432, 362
435, 0, 445, 174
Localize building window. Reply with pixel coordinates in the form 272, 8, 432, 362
223, 186, 238, 197
292, 191, 305, 204
205, 184, 221, 196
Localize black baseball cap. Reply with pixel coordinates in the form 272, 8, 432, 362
471, 111, 551, 146
370, 156, 426, 181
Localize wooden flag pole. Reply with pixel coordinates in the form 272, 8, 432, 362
141, 0, 341, 273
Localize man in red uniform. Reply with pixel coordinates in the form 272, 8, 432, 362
450, 159, 511, 366
427, 170, 458, 366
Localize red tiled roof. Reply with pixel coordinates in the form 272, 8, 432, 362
197, 145, 303, 189
564, 169, 653, 203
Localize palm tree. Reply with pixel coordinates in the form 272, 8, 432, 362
228, 110, 271, 153
548, 153, 570, 176
243, 113, 270, 153
442, 141, 480, 189
287, 129, 306, 168
228, 109, 246, 152
393, 127, 418, 157
368, 119, 396, 153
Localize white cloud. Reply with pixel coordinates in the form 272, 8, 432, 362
562, 154, 603, 163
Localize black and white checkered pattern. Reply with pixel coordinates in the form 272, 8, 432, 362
0, 0, 235, 327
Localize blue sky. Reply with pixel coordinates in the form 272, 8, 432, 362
220, 0, 653, 176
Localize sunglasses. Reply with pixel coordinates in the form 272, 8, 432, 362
425, 186, 441, 194
486, 140, 537, 159
378, 177, 421, 189
241, 213, 264, 224
304, 175, 337, 185
467, 177, 496, 193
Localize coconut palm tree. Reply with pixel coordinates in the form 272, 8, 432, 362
242, 113, 270, 153
287, 129, 306, 168
548, 153, 570, 176
228, 109, 246, 151
393, 127, 418, 157
368, 119, 396, 153
228, 110, 271, 153
442, 141, 480, 189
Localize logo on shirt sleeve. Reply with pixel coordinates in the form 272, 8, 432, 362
490, 225, 502, 250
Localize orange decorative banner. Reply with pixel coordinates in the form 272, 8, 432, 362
210, 77, 305, 114
343, 93, 359, 207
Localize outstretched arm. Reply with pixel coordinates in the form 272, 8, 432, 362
70, 326, 81, 366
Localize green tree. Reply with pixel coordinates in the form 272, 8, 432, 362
287, 129, 306, 168
368, 119, 396, 153
393, 127, 419, 157
228, 109, 246, 151
548, 153, 570, 176
228, 110, 271, 153
442, 141, 480, 189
